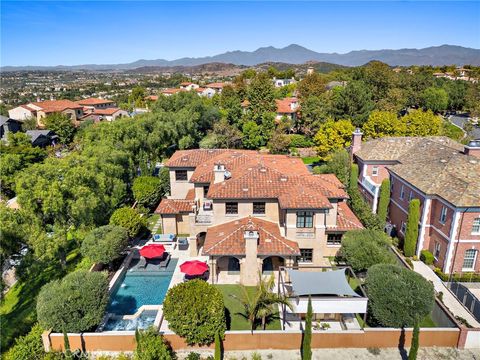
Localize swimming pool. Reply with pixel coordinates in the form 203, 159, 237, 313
103, 310, 159, 331
107, 258, 178, 315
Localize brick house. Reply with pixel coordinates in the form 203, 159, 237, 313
156, 149, 363, 285
353, 133, 480, 274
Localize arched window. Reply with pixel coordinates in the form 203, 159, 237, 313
462, 249, 478, 271
472, 218, 480, 234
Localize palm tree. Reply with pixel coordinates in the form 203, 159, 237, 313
233, 272, 293, 332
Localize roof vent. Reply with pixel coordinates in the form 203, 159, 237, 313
243, 188, 249, 192
440, 159, 447, 163
469, 160, 477, 164
260, 167, 267, 172
265, 238, 272, 243
182, 157, 188, 161
224, 170, 231, 180
280, 176, 287, 182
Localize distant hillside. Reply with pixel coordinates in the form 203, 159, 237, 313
2, 44, 479, 71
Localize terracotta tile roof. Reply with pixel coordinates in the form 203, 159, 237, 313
20, 104, 36, 111
327, 202, 363, 231
203, 217, 300, 256
76, 98, 114, 106
180, 82, 194, 86
161, 88, 185, 95
166, 149, 232, 168
241, 100, 250, 108
356, 136, 479, 207
32, 99, 82, 113
276, 97, 298, 114
185, 188, 195, 200
146, 95, 159, 101
206, 82, 226, 89
155, 199, 194, 214
195, 87, 206, 93
92, 107, 124, 116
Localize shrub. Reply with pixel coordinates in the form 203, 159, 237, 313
81, 225, 128, 264
163, 279, 226, 345
132, 176, 163, 210
302, 296, 312, 360
341, 229, 396, 272
4, 324, 45, 360
366, 264, 435, 327
134, 327, 174, 360
377, 179, 390, 225
186, 353, 201, 360
420, 250, 434, 265
110, 207, 147, 238
404, 199, 420, 257
433, 268, 480, 282
37, 270, 109, 332
313, 149, 350, 186
288, 134, 313, 148
349, 163, 359, 193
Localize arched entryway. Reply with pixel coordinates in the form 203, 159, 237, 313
262, 256, 285, 274
215, 256, 241, 283
196, 232, 206, 252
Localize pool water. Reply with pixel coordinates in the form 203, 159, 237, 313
103, 310, 158, 331
107, 259, 178, 315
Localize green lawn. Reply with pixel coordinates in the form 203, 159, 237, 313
301, 156, 321, 165
0, 249, 82, 351
419, 315, 437, 328
215, 285, 281, 331
146, 213, 162, 234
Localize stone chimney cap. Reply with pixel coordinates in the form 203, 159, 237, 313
245, 216, 257, 231
353, 128, 363, 135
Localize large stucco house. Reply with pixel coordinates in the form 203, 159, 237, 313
155, 149, 363, 285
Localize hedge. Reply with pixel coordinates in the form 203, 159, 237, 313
434, 268, 480, 282
420, 250, 434, 265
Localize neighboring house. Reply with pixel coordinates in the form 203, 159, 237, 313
9, 100, 84, 127
205, 82, 226, 95
161, 88, 185, 96
275, 97, 299, 121
76, 98, 116, 110
81, 108, 129, 122
352, 132, 480, 274
273, 77, 296, 88
179, 82, 200, 91
155, 149, 362, 285
25, 130, 58, 147
0, 115, 22, 141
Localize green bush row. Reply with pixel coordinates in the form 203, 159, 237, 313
420, 250, 434, 265
433, 268, 480, 282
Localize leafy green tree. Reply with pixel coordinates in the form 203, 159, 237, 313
362, 110, 405, 139
37, 270, 109, 332
314, 119, 355, 160
297, 94, 331, 135
443, 80, 467, 111
200, 119, 242, 149
267, 130, 291, 154
219, 85, 243, 125
366, 264, 435, 327
331, 81, 374, 126
376, 88, 408, 113
134, 327, 174, 360
297, 72, 327, 99
242, 120, 264, 149
421, 87, 449, 113
403, 110, 442, 136
312, 148, 350, 186
109, 207, 146, 238
404, 199, 420, 257
133, 176, 162, 209
43, 113, 76, 144
341, 229, 396, 272
3, 324, 45, 360
377, 179, 390, 225
81, 225, 128, 265
302, 296, 312, 360
363, 61, 394, 102
158, 166, 170, 197
0, 204, 28, 260
163, 279, 226, 345
465, 83, 480, 117
246, 72, 276, 123
129, 86, 146, 108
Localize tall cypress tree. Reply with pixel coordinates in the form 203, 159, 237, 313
377, 179, 391, 224
408, 318, 420, 360
404, 199, 420, 257
302, 296, 313, 360
349, 163, 359, 193
214, 331, 222, 360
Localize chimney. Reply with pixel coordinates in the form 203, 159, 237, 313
213, 163, 225, 184
243, 217, 259, 285
464, 140, 480, 158
307, 67, 314, 75
351, 128, 363, 156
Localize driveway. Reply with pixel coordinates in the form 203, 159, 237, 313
449, 115, 480, 140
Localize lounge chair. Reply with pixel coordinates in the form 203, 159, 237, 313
159, 253, 171, 268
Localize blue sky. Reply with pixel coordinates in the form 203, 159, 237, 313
1, 1, 479, 66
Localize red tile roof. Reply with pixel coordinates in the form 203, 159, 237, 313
92, 107, 124, 116
180, 82, 194, 86
185, 188, 195, 200
276, 97, 298, 114
203, 217, 300, 256
155, 199, 194, 214
32, 99, 82, 113
161, 88, 185, 94
146, 95, 159, 101
327, 202, 363, 232
76, 98, 114, 106
206, 82, 226, 89
166, 149, 232, 168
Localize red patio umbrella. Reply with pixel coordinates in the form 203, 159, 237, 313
139, 244, 166, 259
180, 260, 209, 276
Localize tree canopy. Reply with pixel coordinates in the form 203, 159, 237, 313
81, 225, 128, 265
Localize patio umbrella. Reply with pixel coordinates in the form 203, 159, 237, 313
139, 244, 166, 259
180, 260, 209, 276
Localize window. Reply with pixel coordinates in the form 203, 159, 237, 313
175, 170, 188, 181
327, 233, 343, 246
434, 242, 441, 259
400, 222, 406, 234
439, 206, 448, 224
203, 185, 210, 197
296, 211, 313, 228
372, 166, 379, 176
462, 249, 478, 270
225, 202, 238, 215
299, 249, 313, 263
253, 202, 266, 215
472, 218, 480, 234
408, 191, 414, 201
400, 185, 405, 200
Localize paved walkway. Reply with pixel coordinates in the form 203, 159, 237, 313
412, 261, 480, 328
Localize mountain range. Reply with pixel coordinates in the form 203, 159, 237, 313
2, 44, 479, 72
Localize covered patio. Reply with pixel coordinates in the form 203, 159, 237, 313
278, 266, 368, 331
